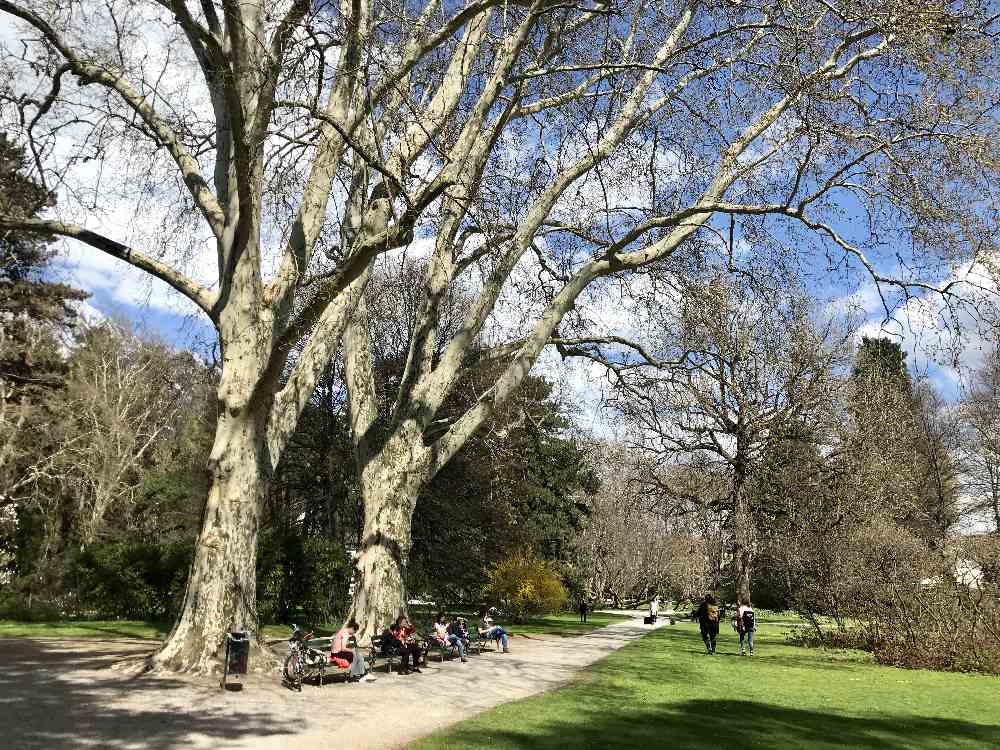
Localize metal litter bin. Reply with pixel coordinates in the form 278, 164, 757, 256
220, 629, 250, 690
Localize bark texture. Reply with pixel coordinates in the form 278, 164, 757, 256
153, 408, 268, 672
152, 242, 279, 674
349, 469, 418, 642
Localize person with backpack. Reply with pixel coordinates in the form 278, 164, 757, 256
696, 593, 721, 654
737, 595, 756, 656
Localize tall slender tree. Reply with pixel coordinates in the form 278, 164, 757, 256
849, 338, 961, 546
962, 351, 1000, 534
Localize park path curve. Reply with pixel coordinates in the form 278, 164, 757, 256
0, 612, 667, 750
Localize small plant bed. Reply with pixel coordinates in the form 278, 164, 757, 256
410, 620, 1000, 750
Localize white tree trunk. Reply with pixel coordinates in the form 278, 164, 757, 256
348, 453, 425, 642
151, 406, 268, 673
151, 244, 276, 673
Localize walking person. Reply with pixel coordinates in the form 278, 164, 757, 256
578, 598, 589, 623
696, 594, 721, 655
737, 596, 756, 656
649, 594, 660, 622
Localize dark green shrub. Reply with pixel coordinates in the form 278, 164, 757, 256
69, 542, 192, 620
0, 593, 62, 621
256, 531, 350, 627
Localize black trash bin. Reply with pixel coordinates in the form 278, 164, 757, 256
221, 630, 250, 690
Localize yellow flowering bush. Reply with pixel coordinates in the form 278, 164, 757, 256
482, 551, 568, 622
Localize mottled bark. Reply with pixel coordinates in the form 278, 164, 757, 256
349, 483, 414, 641
151, 407, 269, 673
152, 238, 275, 674
347, 441, 428, 642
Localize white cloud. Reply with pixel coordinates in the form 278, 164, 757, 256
54, 238, 206, 319
851, 261, 1000, 394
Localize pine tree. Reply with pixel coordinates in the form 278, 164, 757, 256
849, 337, 959, 546
0, 133, 88, 401
0, 133, 87, 578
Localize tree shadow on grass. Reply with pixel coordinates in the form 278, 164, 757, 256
434, 699, 1000, 750
0, 638, 297, 750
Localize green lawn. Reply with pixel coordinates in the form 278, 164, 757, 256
411, 620, 1000, 750
0, 619, 171, 639
0, 620, 332, 640
504, 612, 629, 638
0, 612, 622, 642
406, 607, 629, 638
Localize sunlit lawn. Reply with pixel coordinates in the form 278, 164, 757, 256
406, 607, 629, 638
0, 619, 171, 640
505, 612, 630, 638
0, 619, 336, 640
0, 611, 625, 642
411, 620, 1000, 750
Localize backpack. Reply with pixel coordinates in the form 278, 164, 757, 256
742, 609, 755, 633
707, 605, 719, 623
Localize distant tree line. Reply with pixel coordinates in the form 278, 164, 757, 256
579, 270, 1000, 673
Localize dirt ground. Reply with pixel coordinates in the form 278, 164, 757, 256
0, 613, 665, 749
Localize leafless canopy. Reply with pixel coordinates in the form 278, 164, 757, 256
0, 2, 995, 460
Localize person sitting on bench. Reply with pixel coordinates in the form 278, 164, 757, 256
478, 606, 510, 653
399, 615, 425, 667
448, 615, 471, 651
331, 618, 375, 681
433, 612, 468, 662
383, 617, 423, 674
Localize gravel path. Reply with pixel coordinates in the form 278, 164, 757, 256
0, 613, 666, 750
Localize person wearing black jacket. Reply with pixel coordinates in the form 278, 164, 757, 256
448, 617, 470, 650
382, 618, 423, 674
696, 594, 722, 655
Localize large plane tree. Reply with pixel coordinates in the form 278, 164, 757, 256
0, 0, 996, 671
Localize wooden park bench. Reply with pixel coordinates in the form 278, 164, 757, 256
424, 628, 487, 661
301, 634, 387, 684
470, 629, 497, 652
369, 634, 428, 673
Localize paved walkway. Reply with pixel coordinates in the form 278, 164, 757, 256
0, 612, 666, 749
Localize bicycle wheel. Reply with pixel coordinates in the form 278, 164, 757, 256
283, 651, 304, 691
